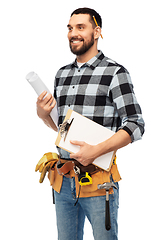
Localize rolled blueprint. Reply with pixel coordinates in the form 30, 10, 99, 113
26, 71, 58, 126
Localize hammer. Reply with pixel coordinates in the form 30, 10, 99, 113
98, 181, 118, 231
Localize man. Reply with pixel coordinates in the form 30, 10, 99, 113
36, 8, 145, 240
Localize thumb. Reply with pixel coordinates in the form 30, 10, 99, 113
70, 140, 84, 146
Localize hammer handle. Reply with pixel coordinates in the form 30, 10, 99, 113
105, 191, 111, 231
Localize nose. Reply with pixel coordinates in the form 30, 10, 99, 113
68, 27, 79, 39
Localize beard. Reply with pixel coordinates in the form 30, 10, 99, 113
69, 33, 95, 56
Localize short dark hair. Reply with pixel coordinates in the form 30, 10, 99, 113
71, 7, 102, 28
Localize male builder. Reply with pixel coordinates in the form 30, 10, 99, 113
36, 8, 145, 240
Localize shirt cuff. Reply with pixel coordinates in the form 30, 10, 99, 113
118, 122, 144, 143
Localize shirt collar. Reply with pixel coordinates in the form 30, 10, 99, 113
71, 50, 105, 70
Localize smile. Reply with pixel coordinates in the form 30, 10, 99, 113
72, 40, 81, 44
70, 39, 83, 45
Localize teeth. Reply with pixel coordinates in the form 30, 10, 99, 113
71, 40, 82, 44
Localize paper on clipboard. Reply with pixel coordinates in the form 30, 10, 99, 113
55, 109, 116, 171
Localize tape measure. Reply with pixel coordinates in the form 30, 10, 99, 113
78, 172, 92, 186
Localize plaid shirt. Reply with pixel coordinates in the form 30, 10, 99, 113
54, 51, 144, 143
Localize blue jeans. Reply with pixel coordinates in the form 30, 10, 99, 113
53, 176, 119, 240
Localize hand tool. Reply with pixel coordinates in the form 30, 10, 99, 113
98, 181, 118, 231
78, 172, 92, 186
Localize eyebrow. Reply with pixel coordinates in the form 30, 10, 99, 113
67, 23, 86, 28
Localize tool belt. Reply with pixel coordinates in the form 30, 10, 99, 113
36, 152, 121, 198
57, 158, 99, 178
57, 158, 101, 204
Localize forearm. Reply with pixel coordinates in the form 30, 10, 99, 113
36, 91, 58, 132
96, 129, 132, 158
70, 129, 131, 166
42, 115, 58, 132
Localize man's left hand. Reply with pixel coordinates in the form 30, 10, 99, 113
70, 140, 99, 166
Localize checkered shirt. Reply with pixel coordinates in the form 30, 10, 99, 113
54, 51, 144, 142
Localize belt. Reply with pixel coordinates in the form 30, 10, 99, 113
57, 158, 99, 178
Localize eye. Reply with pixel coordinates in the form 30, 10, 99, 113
67, 26, 73, 32
79, 26, 84, 30
68, 27, 72, 32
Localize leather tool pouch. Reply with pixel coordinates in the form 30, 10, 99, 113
77, 164, 122, 197
48, 162, 121, 198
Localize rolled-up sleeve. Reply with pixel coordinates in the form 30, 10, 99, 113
109, 66, 145, 142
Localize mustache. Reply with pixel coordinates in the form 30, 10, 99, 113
70, 37, 84, 42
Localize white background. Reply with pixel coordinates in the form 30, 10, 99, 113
1, 0, 164, 239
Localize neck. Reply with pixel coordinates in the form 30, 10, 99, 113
76, 45, 98, 63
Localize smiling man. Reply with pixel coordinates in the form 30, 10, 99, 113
67, 14, 97, 59
36, 7, 145, 240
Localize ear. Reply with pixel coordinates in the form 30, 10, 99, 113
94, 26, 102, 40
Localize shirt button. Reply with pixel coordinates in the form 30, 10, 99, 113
72, 86, 75, 89
78, 69, 80, 72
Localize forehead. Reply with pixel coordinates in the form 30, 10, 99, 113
68, 14, 92, 26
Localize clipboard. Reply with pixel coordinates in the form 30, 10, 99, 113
55, 109, 116, 171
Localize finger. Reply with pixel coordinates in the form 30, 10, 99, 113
70, 153, 86, 165
50, 98, 56, 108
42, 93, 53, 105
45, 96, 56, 110
70, 153, 76, 159
50, 97, 56, 107
37, 91, 47, 101
70, 140, 84, 146
70, 152, 81, 160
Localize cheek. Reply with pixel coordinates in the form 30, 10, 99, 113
67, 32, 70, 40
83, 31, 94, 41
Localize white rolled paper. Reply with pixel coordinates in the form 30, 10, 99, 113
26, 71, 58, 126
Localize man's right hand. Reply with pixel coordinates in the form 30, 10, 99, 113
36, 91, 56, 120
